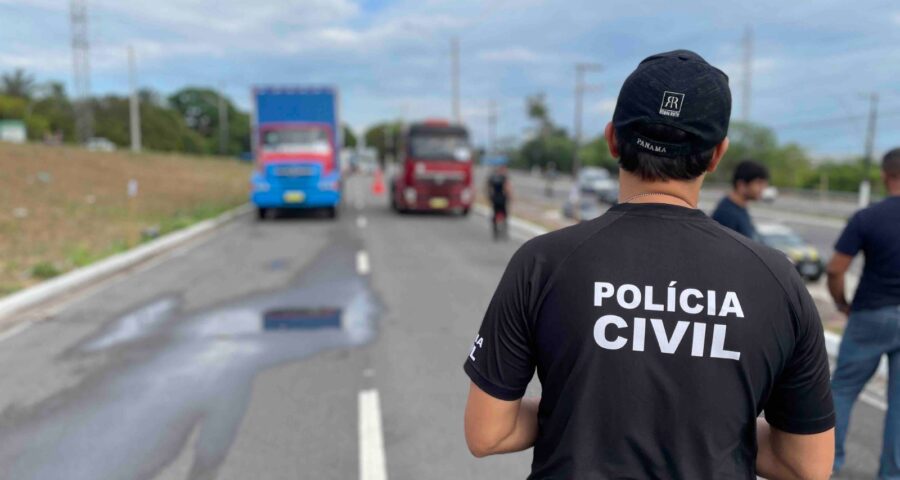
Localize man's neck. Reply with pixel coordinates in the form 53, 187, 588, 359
728, 190, 748, 208
617, 169, 702, 208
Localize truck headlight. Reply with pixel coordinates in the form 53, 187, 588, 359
404, 187, 417, 204
460, 187, 472, 204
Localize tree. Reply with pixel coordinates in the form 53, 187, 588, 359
364, 121, 403, 162
718, 121, 812, 188
1, 69, 35, 99
526, 93, 552, 137
343, 124, 357, 148
579, 136, 617, 171
168, 87, 250, 155
30, 82, 75, 141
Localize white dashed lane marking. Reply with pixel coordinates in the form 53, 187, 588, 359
359, 389, 388, 480
356, 251, 370, 275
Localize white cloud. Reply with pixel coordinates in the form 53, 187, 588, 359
97, 0, 359, 34
477, 47, 543, 64
592, 98, 618, 116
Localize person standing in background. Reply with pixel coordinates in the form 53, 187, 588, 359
711, 160, 769, 239
828, 148, 900, 479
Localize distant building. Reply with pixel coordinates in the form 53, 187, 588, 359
0, 120, 26, 144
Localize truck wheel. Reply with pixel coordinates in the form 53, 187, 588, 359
460, 207, 470, 216
326, 206, 338, 219
257, 207, 267, 220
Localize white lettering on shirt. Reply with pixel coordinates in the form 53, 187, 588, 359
591, 281, 745, 361
594, 315, 628, 350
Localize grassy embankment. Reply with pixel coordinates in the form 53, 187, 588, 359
0, 142, 252, 295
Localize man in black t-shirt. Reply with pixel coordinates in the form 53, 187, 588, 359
711, 160, 770, 239
463, 50, 834, 480
487, 165, 511, 240
827, 148, 900, 478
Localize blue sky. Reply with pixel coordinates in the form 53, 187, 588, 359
1, 0, 898, 159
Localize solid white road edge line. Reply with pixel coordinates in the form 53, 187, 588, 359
359, 388, 388, 480
356, 251, 371, 275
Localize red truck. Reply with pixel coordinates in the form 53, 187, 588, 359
390, 120, 473, 215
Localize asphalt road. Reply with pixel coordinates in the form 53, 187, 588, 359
0, 174, 886, 479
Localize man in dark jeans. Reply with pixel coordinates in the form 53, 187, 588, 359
828, 148, 900, 479
464, 50, 834, 480
711, 160, 770, 239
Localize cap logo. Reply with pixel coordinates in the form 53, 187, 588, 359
659, 91, 685, 118
636, 137, 666, 153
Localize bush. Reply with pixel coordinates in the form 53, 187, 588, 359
31, 261, 61, 279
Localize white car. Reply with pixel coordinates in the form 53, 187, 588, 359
85, 137, 116, 152
577, 167, 616, 195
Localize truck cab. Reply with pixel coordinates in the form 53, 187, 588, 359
390, 120, 473, 215
250, 87, 341, 219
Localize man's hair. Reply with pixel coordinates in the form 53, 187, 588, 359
883, 148, 900, 176
732, 160, 769, 187
616, 123, 715, 181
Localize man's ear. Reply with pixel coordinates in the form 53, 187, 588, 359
707, 137, 729, 173
604, 122, 619, 159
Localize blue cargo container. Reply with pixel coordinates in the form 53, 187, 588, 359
250, 86, 341, 219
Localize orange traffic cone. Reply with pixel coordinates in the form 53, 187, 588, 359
372, 169, 386, 196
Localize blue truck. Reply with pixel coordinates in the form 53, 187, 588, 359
250, 87, 341, 219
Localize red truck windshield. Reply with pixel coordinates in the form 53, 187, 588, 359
409, 134, 470, 161
262, 128, 331, 154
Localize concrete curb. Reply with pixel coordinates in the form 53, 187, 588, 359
0, 204, 252, 323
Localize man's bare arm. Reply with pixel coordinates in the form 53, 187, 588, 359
826, 252, 853, 314
756, 419, 834, 480
464, 382, 539, 457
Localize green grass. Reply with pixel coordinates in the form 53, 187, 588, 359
31, 261, 61, 279
156, 202, 234, 237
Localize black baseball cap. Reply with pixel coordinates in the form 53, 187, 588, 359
612, 50, 731, 157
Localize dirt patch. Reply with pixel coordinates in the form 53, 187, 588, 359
0, 143, 251, 292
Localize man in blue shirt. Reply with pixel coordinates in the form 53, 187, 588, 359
828, 147, 900, 479
711, 160, 770, 239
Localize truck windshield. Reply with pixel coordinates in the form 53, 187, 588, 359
263, 129, 331, 154
410, 135, 471, 161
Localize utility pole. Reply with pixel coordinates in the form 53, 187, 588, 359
572, 62, 603, 177
741, 26, 753, 123
451, 37, 461, 124
70, 0, 93, 143
128, 46, 141, 153
218, 84, 229, 155
487, 99, 497, 154
859, 92, 879, 207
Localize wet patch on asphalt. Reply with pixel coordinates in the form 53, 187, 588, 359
0, 232, 381, 480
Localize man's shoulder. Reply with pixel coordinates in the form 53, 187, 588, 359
713, 223, 799, 282
859, 197, 900, 221
711, 196, 736, 219
516, 211, 625, 266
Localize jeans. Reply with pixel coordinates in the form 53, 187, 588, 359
832, 305, 900, 479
